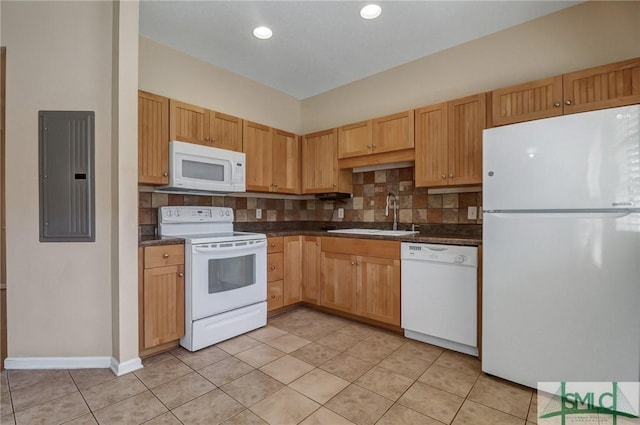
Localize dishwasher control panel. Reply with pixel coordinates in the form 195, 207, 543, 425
401, 243, 478, 266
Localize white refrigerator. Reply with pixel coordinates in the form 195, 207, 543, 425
482, 105, 640, 388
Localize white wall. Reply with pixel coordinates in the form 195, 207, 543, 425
139, 37, 302, 134
301, 1, 640, 133
2, 1, 118, 359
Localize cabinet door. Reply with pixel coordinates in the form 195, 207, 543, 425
169, 100, 208, 146
372, 111, 414, 154
320, 252, 357, 314
563, 57, 640, 114
357, 257, 400, 326
283, 236, 302, 305
338, 120, 373, 159
138, 91, 169, 185
207, 111, 243, 152
490, 76, 563, 126
243, 120, 273, 192
447, 94, 486, 186
143, 264, 185, 349
415, 103, 448, 187
301, 236, 321, 304
302, 129, 346, 194
272, 129, 300, 194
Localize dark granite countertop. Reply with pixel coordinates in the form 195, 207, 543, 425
139, 235, 185, 248
139, 222, 482, 247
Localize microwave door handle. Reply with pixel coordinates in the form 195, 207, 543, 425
193, 240, 266, 254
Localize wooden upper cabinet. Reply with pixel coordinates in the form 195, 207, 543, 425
272, 129, 300, 194
490, 76, 563, 126
206, 111, 243, 152
301, 129, 352, 194
138, 91, 169, 185
338, 111, 414, 159
169, 99, 207, 145
448, 94, 486, 186
563, 57, 640, 114
338, 120, 373, 158
372, 110, 414, 154
243, 120, 273, 192
415, 103, 448, 187
415, 94, 485, 187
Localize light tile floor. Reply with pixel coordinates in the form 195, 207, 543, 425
0, 307, 538, 425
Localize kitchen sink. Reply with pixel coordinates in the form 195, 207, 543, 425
327, 228, 419, 236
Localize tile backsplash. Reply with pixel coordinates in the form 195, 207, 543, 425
139, 167, 482, 227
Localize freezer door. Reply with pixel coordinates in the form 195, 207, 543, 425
482, 212, 640, 388
483, 105, 640, 210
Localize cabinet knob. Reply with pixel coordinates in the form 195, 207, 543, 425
356, 262, 360, 266
316, 242, 320, 246
163, 253, 169, 258
367, 144, 372, 148
333, 184, 337, 187
205, 137, 210, 141
178, 272, 184, 277
372, 144, 376, 148
565, 99, 573, 106
270, 265, 276, 271
351, 261, 355, 265
441, 174, 446, 179
163, 172, 168, 177
271, 243, 276, 247
449, 173, 454, 178
211, 137, 216, 142
271, 295, 276, 299
553, 101, 561, 107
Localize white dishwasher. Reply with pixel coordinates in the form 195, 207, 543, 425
401, 243, 478, 356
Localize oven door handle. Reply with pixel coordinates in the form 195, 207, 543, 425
192, 240, 266, 254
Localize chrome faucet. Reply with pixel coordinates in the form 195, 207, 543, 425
385, 192, 398, 230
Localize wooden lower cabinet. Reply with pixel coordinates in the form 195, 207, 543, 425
357, 256, 400, 326
139, 244, 185, 354
320, 237, 401, 326
267, 280, 284, 310
283, 236, 302, 305
321, 252, 358, 314
301, 236, 321, 303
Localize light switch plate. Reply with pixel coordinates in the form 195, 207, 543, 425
338, 208, 344, 219
256, 208, 262, 219
467, 206, 478, 220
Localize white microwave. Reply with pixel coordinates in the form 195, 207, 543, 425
157, 141, 246, 194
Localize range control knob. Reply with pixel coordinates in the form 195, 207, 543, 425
219, 210, 224, 217
166, 210, 172, 217
225, 210, 230, 216
454, 255, 465, 264
175, 209, 181, 217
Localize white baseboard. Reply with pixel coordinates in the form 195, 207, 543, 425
4, 356, 112, 370
110, 356, 143, 376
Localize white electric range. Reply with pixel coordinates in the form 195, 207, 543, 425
158, 206, 267, 351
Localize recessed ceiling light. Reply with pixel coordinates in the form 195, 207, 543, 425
253, 26, 273, 40
360, 4, 382, 20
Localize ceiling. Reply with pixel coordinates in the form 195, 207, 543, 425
139, 1, 580, 100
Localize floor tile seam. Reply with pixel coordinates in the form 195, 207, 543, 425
68, 371, 118, 393
415, 367, 483, 400
6, 370, 73, 392
12, 391, 90, 424
147, 375, 219, 412
395, 396, 453, 425
10, 381, 81, 414
59, 410, 100, 425
348, 379, 409, 404
454, 398, 530, 424
317, 395, 370, 425
216, 377, 280, 409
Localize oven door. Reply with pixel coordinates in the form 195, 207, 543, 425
190, 239, 266, 320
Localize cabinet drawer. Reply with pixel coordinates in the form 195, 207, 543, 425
268, 237, 284, 253
144, 244, 185, 268
321, 237, 400, 259
267, 252, 284, 282
267, 280, 284, 311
